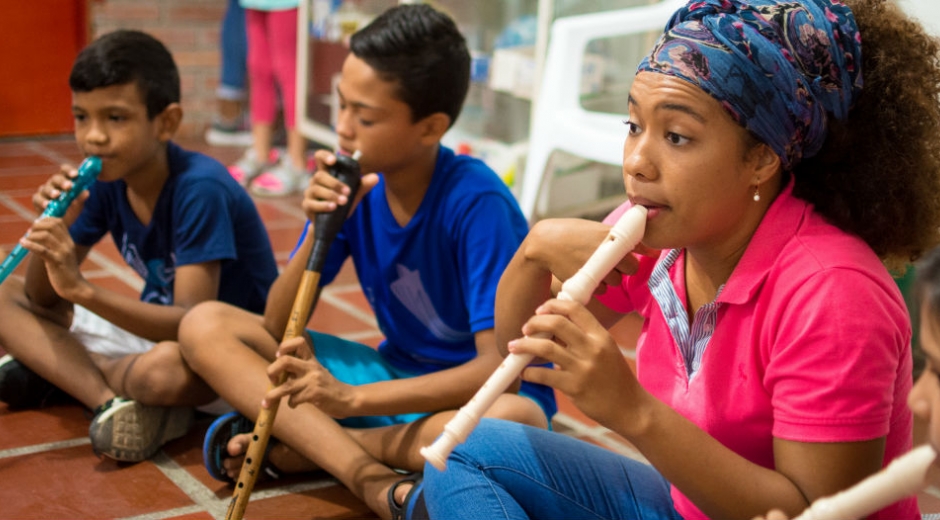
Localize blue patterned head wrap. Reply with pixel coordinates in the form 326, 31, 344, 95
637, 0, 863, 168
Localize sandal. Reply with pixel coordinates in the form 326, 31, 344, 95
388, 473, 429, 520
202, 411, 282, 484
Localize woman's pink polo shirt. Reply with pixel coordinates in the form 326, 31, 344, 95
597, 183, 916, 520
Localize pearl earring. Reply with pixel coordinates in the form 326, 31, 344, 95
753, 185, 760, 202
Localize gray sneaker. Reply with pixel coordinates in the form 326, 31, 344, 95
89, 397, 194, 462
249, 162, 308, 197
227, 148, 275, 187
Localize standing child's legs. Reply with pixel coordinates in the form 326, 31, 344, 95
228, 9, 278, 187
267, 8, 303, 171
219, 0, 248, 104
246, 9, 279, 161
249, 7, 308, 197
207, 0, 252, 146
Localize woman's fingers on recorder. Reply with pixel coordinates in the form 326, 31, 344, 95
529, 299, 610, 358
509, 314, 581, 366
506, 334, 561, 368
752, 510, 790, 520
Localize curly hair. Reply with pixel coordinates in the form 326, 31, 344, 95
790, 0, 940, 270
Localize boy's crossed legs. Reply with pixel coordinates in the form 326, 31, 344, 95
178, 301, 548, 520
0, 277, 217, 460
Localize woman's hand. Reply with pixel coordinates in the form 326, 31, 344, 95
523, 217, 657, 297
752, 509, 790, 520
508, 298, 645, 428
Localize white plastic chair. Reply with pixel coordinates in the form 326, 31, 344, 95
519, 0, 685, 223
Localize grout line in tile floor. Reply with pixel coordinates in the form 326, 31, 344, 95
0, 437, 91, 459
125, 452, 222, 520
268, 203, 310, 223
0, 137, 642, 519
319, 287, 378, 327
0, 193, 35, 220
23, 139, 74, 166
140, 451, 343, 520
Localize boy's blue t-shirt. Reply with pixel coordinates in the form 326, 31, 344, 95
296, 145, 556, 417
69, 141, 278, 313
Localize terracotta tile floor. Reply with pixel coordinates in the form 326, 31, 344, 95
0, 136, 642, 519
3, 136, 936, 519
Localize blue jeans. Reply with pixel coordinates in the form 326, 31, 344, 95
422, 419, 682, 520
219, 0, 247, 98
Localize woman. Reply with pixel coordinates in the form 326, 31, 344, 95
420, 0, 940, 519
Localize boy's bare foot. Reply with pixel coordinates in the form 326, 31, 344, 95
392, 481, 412, 507
223, 432, 322, 480
385, 473, 427, 520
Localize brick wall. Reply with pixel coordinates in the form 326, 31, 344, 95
90, 0, 228, 141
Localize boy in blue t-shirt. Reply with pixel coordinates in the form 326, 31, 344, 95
0, 30, 278, 463
178, 4, 554, 518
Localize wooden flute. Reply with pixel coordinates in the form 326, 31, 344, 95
226, 151, 362, 520
420, 204, 648, 471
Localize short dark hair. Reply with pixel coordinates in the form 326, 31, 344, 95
350, 4, 470, 128
69, 30, 180, 119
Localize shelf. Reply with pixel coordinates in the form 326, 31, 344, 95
296, 0, 540, 176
